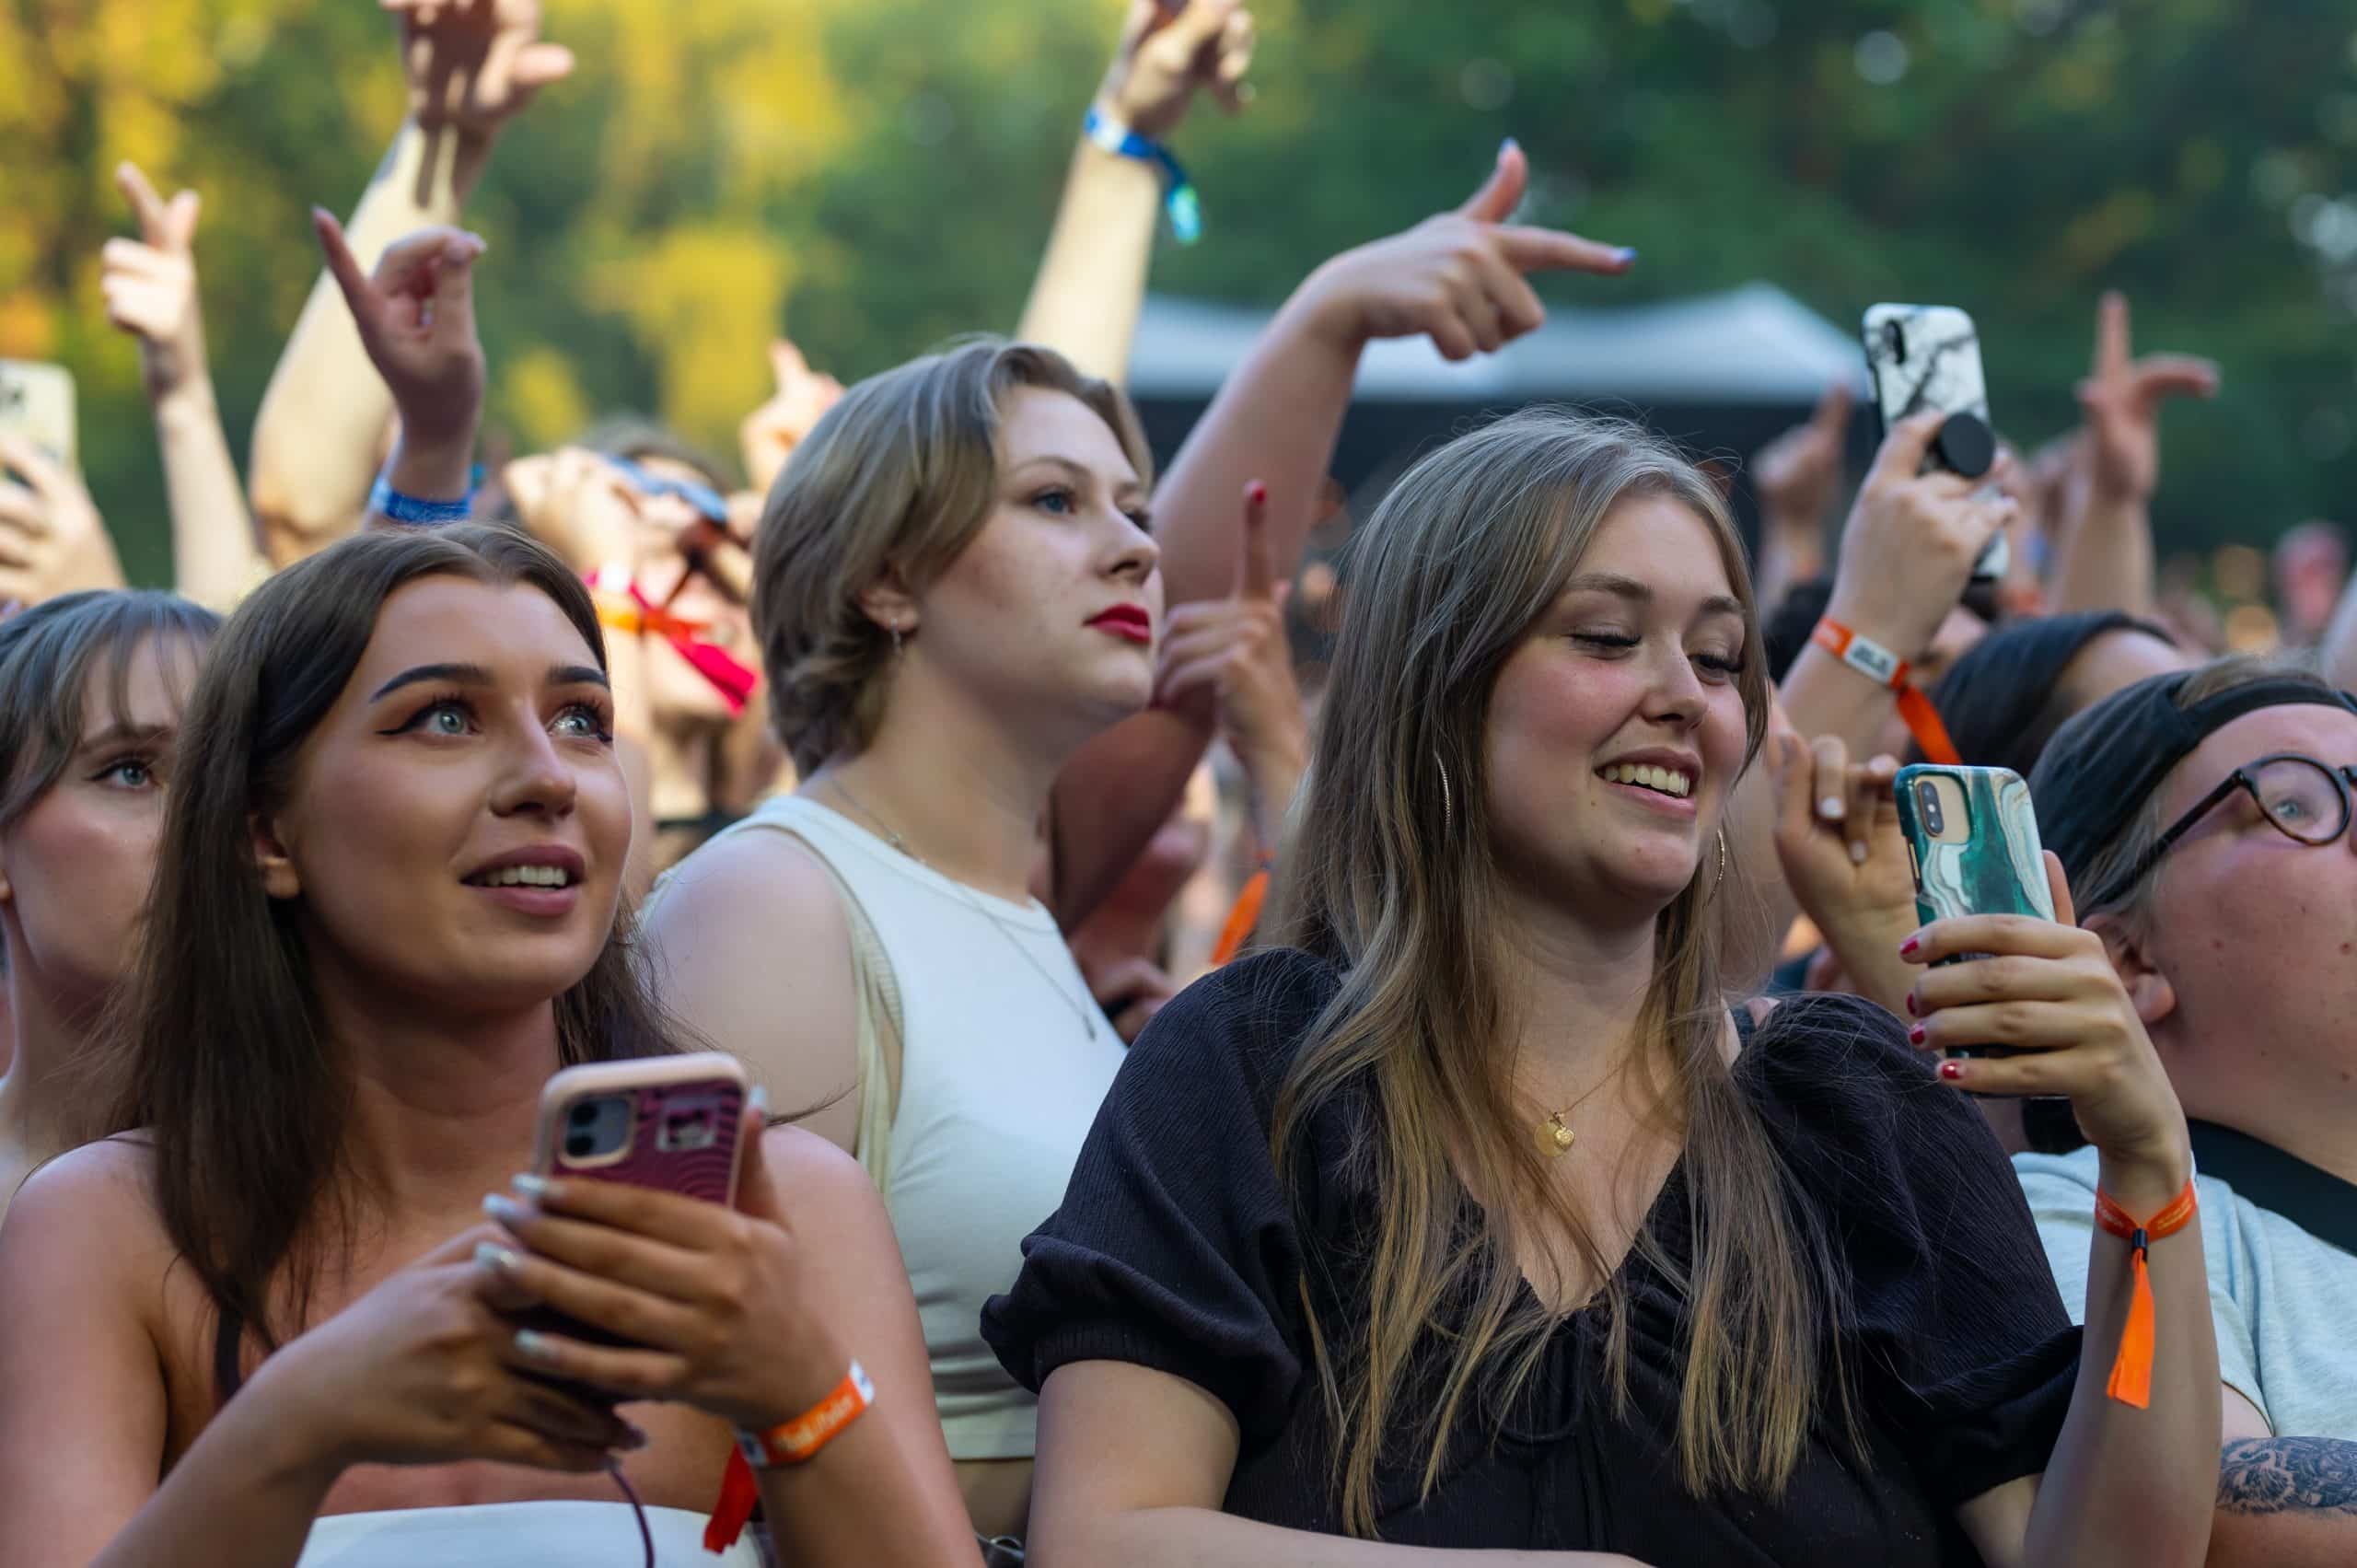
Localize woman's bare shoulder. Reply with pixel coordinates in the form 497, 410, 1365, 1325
4, 1135, 170, 1266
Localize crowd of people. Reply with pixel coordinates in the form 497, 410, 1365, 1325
1, 2, 2353, 1565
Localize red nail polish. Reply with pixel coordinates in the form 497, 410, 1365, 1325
1899, 935, 1921, 958
1938, 1059, 1963, 1081
1903, 993, 1919, 1016
1908, 1023, 1926, 1045
1246, 480, 1268, 505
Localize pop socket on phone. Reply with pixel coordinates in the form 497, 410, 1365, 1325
1933, 412, 1995, 480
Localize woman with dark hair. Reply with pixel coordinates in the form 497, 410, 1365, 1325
0, 589, 218, 1218
1919, 610, 2190, 780
0, 526, 975, 1566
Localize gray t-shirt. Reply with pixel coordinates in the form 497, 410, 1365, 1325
2015, 1144, 2357, 1439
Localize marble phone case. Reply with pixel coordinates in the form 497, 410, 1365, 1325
1861, 303, 2006, 579
1896, 765, 2053, 1068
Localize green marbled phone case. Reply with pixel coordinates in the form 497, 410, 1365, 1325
1896, 765, 2055, 926
1895, 766, 2054, 1066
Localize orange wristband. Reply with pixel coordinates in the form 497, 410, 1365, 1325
1810, 617, 1962, 766
2092, 1180, 2199, 1410
704, 1363, 875, 1552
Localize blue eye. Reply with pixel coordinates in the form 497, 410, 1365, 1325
98, 759, 155, 789
1033, 487, 1075, 515
553, 703, 612, 742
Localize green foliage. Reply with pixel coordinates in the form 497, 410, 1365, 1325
6, 0, 2354, 584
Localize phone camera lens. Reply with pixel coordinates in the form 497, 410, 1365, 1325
1884, 319, 1907, 362
1917, 780, 1945, 834
564, 1132, 595, 1158
569, 1103, 598, 1125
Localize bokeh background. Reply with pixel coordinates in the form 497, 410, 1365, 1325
6, 0, 2355, 587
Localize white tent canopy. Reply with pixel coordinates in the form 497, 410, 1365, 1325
1126, 282, 1871, 406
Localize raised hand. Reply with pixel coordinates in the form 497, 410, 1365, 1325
387, 0, 575, 141
737, 341, 845, 500
1824, 410, 2017, 660
314, 211, 486, 447
1767, 731, 1915, 1016
2076, 292, 2219, 510
101, 164, 208, 401
504, 448, 645, 579
1901, 854, 2189, 1183
1752, 382, 1853, 538
1154, 482, 1306, 815
0, 434, 126, 604
1296, 142, 1635, 361
1099, 0, 1258, 139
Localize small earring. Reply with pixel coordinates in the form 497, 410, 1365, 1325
1710, 827, 1729, 899
1435, 754, 1454, 833
891, 623, 905, 656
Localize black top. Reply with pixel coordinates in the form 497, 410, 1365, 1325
982, 949, 2081, 1564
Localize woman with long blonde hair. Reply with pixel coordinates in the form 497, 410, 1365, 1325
986, 409, 2218, 1565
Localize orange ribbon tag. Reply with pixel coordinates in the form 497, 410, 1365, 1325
1211, 860, 1273, 967
2091, 1179, 2199, 1409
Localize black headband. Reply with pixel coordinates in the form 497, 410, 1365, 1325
2030, 672, 2357, 894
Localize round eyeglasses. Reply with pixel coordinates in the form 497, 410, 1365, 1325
2087, 752, 2357, 910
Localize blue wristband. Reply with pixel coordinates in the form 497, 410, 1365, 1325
1084, 106, 1201, 246
368, 474, 474, 526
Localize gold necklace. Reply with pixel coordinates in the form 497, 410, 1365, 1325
1535, 1071, 1620, 1159
819, 778, 1102, 1042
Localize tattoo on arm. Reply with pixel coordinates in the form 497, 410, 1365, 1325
2218, 1438, 2357, 1516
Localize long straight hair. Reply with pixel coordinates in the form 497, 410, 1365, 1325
87, 526, 680, 1379
1272, 410, 1854, 1535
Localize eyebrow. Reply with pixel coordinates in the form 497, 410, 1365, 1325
1011, 455, 1147, 501
1562, 573, 1745, 621
369, 662, 610, 703
75, 721, 176, 756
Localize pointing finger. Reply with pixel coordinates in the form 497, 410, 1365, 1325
2093, 289, 2131, 381
1492, 225, 1637, 275
115, 162, 169, 246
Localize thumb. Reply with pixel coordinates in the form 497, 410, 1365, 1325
1458, 138, 1527, 224
732, 1086, 779, 1222
1866, 408, 1945, 488
513, 41, 576, 92
431, 232, 486, 313
2043, 850, 2076, 927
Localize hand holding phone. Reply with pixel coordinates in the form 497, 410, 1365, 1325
1895, 765, 2055, 1078
1861, 304, 2007, 582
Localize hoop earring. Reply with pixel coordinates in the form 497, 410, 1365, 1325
1709, 828, 1729, 899
1435, 754, 1454, 834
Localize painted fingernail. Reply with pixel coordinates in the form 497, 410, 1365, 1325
1903, 992, 1918, 1016
1899, 935, 1922, 958
483, 1192, 532, 1225
1246, 480, 1268, 506
1820, 796, 1846, 819
1938, 1059, 1964, 1081
510, 1172, 555, 1200
514, 1329, 559, 1364
1909, 1023, 1928, 1046
747, 1084, 770, 1122
1613, 247, 1638, 265
1850, 840, 1869, 865
473, 1241, 521, 1274
1500, 136, 1520, 157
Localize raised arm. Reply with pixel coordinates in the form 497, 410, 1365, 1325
1049, 145, 1635, 924
101, 164, 262, 610
248, 0, 571, 563
2044, 293, 2219, 618
1015, 0, 1256, 384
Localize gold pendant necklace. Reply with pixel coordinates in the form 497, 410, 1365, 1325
1539, 1109, 1576, 1157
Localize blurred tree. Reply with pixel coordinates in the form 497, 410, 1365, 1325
3, 0, 2351, 583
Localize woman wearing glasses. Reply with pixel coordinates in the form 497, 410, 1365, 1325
2016, 655, 2357, 1564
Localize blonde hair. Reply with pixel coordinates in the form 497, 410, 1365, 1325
1272, 409, 1854, 1535
750, 337, 1152, 773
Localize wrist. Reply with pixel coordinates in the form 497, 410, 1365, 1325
2096, 1139, 2194, 1212
1818, 591, 1932, 666
237, 1350, 360, 1494
152, 375, 218, 424
1282, 259, 1375, 356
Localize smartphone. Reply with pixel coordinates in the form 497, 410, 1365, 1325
0, 361, 77, 473
1894, 764, 2055, 1072
1860, 304, 2006, 582
515, 1053, 751, 1395
530, 1051, 750, 1204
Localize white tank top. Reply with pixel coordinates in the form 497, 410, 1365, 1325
297, 1503, 761, 1566
674, 795, 1124, 1460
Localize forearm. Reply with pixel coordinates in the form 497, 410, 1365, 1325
1051, 706, 1218, 930
1149, 287, 1364, 607
81, 1386, 339, 1568
757, 1423, 984, 1567
1241, 738, 1306, 851
2206, 1438, 2357, 1568
1039, 1505, 1633, 1567
1015, 138, 1165, 386
2025, 1153, 2218, 1568
152, 379, 263, 610
250, 122, 485, 562
2046, 495, 2155, 617
1751, 516, 1825, 621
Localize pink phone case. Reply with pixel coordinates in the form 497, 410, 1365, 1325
530, 1051, 749, 1207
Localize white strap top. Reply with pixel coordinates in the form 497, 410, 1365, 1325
297, 1503, 761, 1566
667, 795, 1125, 1461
